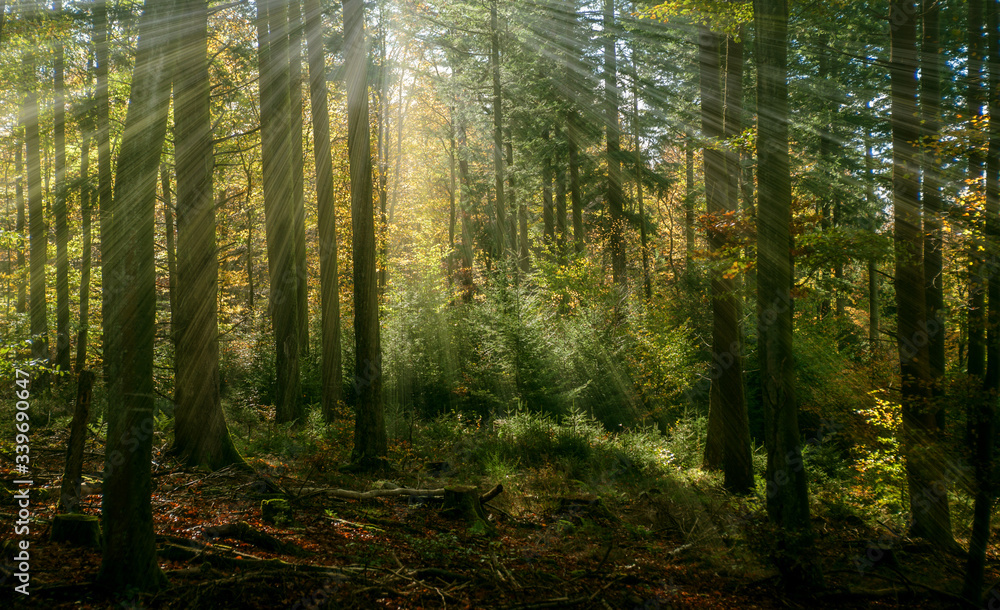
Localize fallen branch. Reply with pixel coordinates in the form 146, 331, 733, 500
297, 486, 445, 500
202, 521, 307, 556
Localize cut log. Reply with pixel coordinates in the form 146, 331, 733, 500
58, 370, 94, 513
50, 513, 101, 548
442, 485, 493, 534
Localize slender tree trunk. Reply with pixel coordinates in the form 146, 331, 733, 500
54, 0, 70, 376
173, 0, 243, 470
754, 0, 817, 583
344, 0, 386, 468
15, 131, 25, 314
491, 0, 505, 260
76, 134, 91, 372
96, 0, 173, 591
95, 0, 115, 389
963, 0, 1000, 602
685, 139, 695, 264
305, 0, 343, 422
890, 0, 956, 551
257, 0, 302, 424
458, 117, 474, 299
162, 165, 176, 353
969, 0, 987, 381
633, 71, 651, 301
25, 30, 49, 390
865, 129, 879, 351
556, 157, 568, 264
543, 131, 555, 247
289, 0, 309, 356
603, 0, 625, 286
569, 114, 584, 254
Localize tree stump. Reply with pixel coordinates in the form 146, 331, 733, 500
50, 513, 101, 548
442, 485, 493, 534
58, 370, 94, 513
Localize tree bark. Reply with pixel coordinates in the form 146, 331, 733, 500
95, 0, 115, 390
685, 139, 695, 264
305, 0, 343, 422
54, 0, 70, 376
15, 130, 25, 314
59, 370, 94, 514
569, 114, 584, 254
162, 165, 176, 354
76, 134, 92, 372
289, 0, 309, 356
920, 0, 944, 421
603, 0, 625, 287
754, 0, 816, 581
633, 70, 650, 301
890, 0, 955, 551
24, 23, 49, 390
968, 0, 987, 381
963, 0, 1000, 601
257, 0, 302, 424
173, 0, 243, 470
344, 0, 387, 468
97, 0, 173, 591
491, 0, 505, 261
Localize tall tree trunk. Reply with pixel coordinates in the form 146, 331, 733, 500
289, 0, 309, 356
754, 0, 817, 582
458, 116, 474, 299
963, 0, 1000, 602
569, 114, 584, 254
305, 0, 343, 422
76, 134, 91, 372
969, 0, 987, 381
96, 0, 172, 591
54, 0, 70, 376
24, 27, 49, 390
556, 156, 568, 263
491, 0, 505, 261
722, 25, 752, 492
685, 139, 695, 264
344, 0, 386, 468
15, 131, 25, 314
543, 131, 555, 247
95, 0, 115, 389
257, 0, 302, 424
920, 0, 945, 422
865, 130, 879, 352
633, 71, 651, 301
162, 165, 176, 354
890, 0, 956, 551
173, 0, 243, 470
700, 26, 726, 471
603, 0, 625, 286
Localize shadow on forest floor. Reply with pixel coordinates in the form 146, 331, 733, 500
0, 422, 991, 609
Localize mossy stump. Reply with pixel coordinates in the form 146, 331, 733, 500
50, 513, 101, 548
261, 498, 293, 526
442, 485, 493, 534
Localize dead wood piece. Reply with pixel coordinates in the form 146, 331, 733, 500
412, 567, 469, 583
442, 485, 493, 533
50, 513, 101, 548
203, 520, 307, 556
298, 486, 446, 500
479, 483, 503, 504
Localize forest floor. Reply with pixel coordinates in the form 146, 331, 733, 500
1, 424, 994, 609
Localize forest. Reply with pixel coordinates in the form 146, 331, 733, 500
0, 0, 999, 607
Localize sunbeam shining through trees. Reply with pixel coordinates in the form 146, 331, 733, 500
1, 0, 1000, 607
